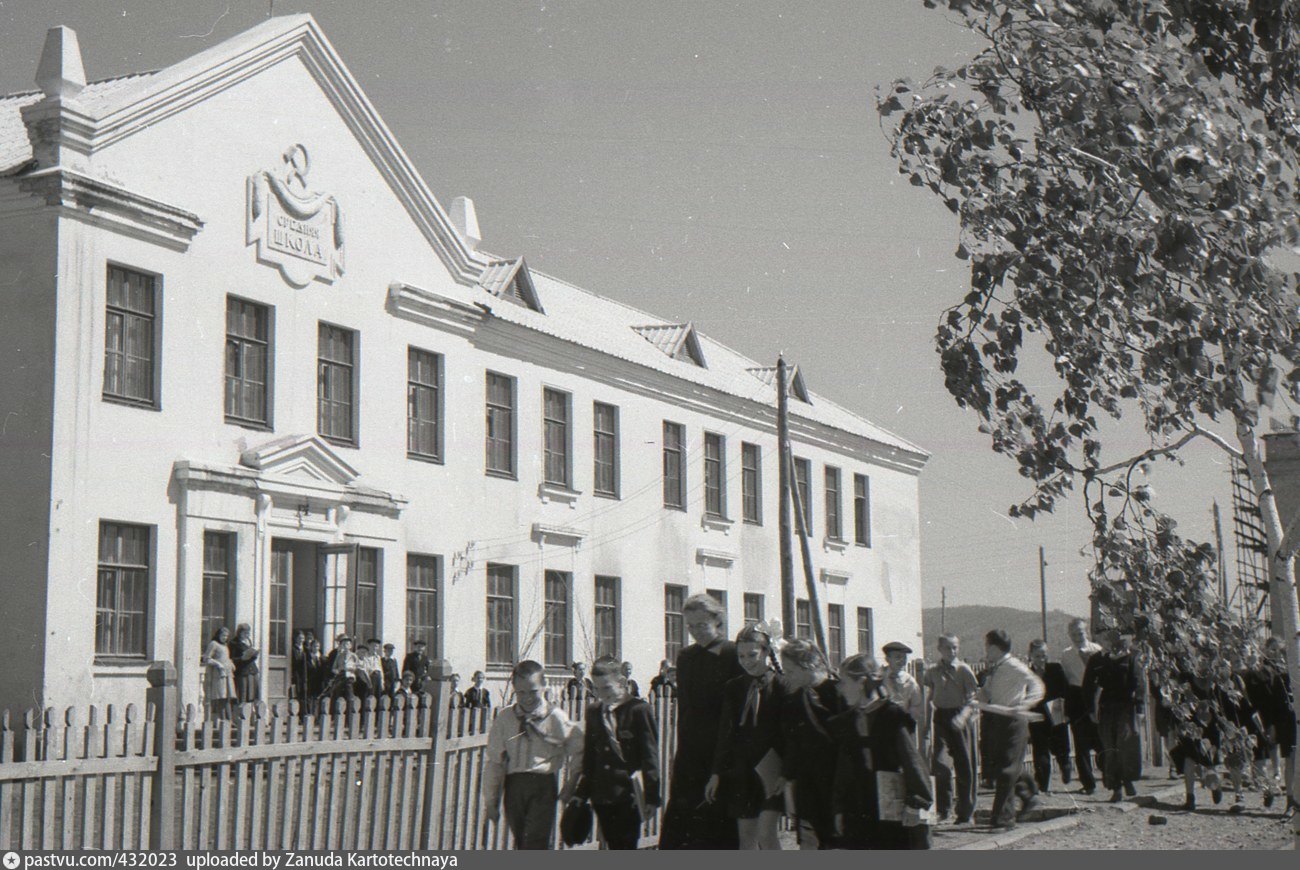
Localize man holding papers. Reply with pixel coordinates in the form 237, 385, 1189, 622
961, 629, 1045, 830
1027, 639, 1073, 793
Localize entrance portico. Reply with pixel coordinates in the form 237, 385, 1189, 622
172, 434, 406, 710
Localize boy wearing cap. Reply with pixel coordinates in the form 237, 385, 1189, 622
572, 655, 661, 849
882, 642, 925, 731
381, 643, 400, 696
483, 659, 584, 849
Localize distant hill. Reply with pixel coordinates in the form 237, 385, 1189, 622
919, 605, 1088, 664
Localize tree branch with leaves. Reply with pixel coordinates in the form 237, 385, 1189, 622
880, 0, 1300, 827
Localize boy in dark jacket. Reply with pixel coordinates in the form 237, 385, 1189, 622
573, 655, 661, 849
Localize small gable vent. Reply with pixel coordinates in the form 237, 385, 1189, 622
632, 323, 706, 367
480, 257, 542, 312
747, 365, 811, 403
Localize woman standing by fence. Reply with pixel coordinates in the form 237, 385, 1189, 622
203, 626, 235, 720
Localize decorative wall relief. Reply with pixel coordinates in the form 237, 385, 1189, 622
246, 144, 345, 287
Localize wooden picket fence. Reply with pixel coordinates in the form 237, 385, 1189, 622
0, 663, 679, 851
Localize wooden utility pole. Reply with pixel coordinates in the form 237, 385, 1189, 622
777, 356, 795, 637
1039, 545, 1048, 643
787, 445, 829, 654
1212, 500, 1227, 599
941, 587, 946, 634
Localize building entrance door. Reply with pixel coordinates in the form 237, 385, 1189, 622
266, 539, 325, 701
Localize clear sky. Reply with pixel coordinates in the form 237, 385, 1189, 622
0, 0, 1241, 619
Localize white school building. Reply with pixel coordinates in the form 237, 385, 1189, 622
0, 16, 929, 713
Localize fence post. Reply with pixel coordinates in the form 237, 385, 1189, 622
419, 659, 451, 849
147, 661, 178, 850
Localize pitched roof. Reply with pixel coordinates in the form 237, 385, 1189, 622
0, 16, 928, 464
0, 72, 158, 174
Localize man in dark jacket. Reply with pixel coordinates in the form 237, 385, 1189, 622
380, 643, 401, 696
1083, 629, 1144, 802
573, 656, 662, 849
659, 593, 744, 850
1027, 640, 1073, 792
402, 639, 431, 695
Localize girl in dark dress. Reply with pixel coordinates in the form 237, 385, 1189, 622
306, 637, 325, 700
659, 593, 744, 850
779, 638, 847, 849
705, 622, 786, 849
1170, 652, 1224, 811
227, 623, 261, 706
290, 631, 309, 702
830, 654, 933, 850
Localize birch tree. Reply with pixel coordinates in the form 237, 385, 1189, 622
880, 0, 1300, 825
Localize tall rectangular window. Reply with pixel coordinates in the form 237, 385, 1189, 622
796, 598, 811, 640
704, 432, 726, 518
201, 531, 234, 646
352, 547, 379, 642
543, 388, 572, 487
407, 554, 440, 655
269, 546, 288, 658
486, 564, 517, 666
317, 323, 356, 445
103, 266, 157, 406
96, 522, 150, 657
225, 297, 270, 427
485, 372, 516, 476
594, 576, 620, 658
707, 588, 728, 635
593, 402, 620, 498
857, 607, 875, 656
664, 583, 687, 663
407, 348, 443, 461
741, 442, 762, 525
743, 593, 764, 628
544, 570, 572, 666
794, 457, 812, 528
854, 474, 872, 547
828, 604, 845, 666
825, 466, 843, 540
663, 422, 685, 509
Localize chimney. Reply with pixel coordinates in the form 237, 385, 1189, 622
35, 26, 86, 100
449, 196, 482, 251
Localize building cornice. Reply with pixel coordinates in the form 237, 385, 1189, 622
386, 281, 484, 336
16, 166, 203, 250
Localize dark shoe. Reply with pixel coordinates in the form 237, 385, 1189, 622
1080, 786, 1096, 796
1109, 789, 1123, 803
1183, 794, 1196, 811
1212, 787, 1223, 805
1228, 798, 1244, 815
1017, 795, 1040, 820
1124, 782, 1137, 797
990, 821, 1017, 831
955, 815, 973, 825
1263, 791, 1275, 809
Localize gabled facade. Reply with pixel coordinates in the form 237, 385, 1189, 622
0, 18, 928, 713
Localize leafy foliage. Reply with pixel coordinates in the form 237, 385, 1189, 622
880, 0, 1300, 760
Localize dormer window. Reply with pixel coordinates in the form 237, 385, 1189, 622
747, 364, 811, 403
632, 323, 706, 367
479, 257, 543, 312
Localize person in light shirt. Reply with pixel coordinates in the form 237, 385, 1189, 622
961, 629, 1044, 830
923, 634, 979, 824
1059, 618, 1104, 794
881, 641, 926, 732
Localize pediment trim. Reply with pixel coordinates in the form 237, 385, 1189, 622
239, 433, 358, 484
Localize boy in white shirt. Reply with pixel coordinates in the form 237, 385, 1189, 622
482, 660, 584, 849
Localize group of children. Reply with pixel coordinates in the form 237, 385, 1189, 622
480, 592, 936, 851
